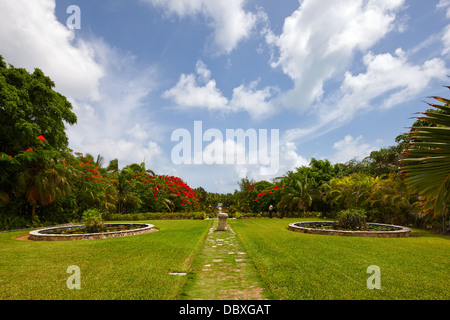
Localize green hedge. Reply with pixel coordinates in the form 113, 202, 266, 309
233, 211, 323, 219
0, 210, 326, 230
106, 211, 207, 221
106, 211, 324, 221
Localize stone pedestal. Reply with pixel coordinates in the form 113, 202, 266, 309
217, 212, 228, 231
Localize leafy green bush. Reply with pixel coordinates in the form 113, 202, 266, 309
305, 211, 323, 218
233, 211, 323, 219
82, 209, 104, 233
107, 211, 206, 221
0, 213, 30, 231
336, 208, 367, 230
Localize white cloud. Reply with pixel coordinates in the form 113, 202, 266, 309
442, 24, 450, 55
142, 0, 261, 53
268, 0, 405, 110
231, 139, 308, 184
66, 48, 166, 170
163, 68, 228, 112
330, 135, 380, 164
284, 49, 448, 143
195, 60, 212, 82
229, 80, 278, 119
437, 0, 450, 18
280, 141, 309, 170
163, 60, 277, 119
0, 0, 104, 101
0, 0, 168, 172
340, 49, 447, 110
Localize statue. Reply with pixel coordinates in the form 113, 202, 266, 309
216, 203, 228, 231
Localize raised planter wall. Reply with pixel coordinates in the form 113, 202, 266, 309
288, 222, 411, 238
29, 223, 157, 241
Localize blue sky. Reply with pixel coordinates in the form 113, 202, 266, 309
1, 0, 450, 193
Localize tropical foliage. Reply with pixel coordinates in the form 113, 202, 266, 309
401, 91, 450, 234
0, 54, 448, 234
336, 208, 367, 231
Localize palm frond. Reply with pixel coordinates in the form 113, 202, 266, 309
401, 93, 450, 219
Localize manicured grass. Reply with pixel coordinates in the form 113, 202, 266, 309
230, 218, 450, 300
0, 220, 212, 299
179, 222, 271, 300
1, 218, 448, 300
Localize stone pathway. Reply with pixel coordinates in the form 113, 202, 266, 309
179, 219, 268, 300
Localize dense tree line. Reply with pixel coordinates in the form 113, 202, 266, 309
1, 55, 448, 234
223, 92, 450, 234
0, 56, 199, 230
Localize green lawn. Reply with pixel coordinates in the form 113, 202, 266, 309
230, 218, 450, 300
1, 218, 448, 300
0, 219, 212, 299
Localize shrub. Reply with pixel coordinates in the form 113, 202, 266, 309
82, 209, 104, 233
0, 213, 30, 231
304, 211, 323, 218
106, 211, 206, 221
336, 208, 367, 230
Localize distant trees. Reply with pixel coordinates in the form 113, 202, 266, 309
0, 56, 200, 229
1, 54, 448, 234
277, 174, 315, 216
323, 172, 413, 225
227, 89, 449, 234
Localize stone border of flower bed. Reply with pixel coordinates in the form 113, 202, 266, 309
288, 221, 411, 238
29, 223, 157, 241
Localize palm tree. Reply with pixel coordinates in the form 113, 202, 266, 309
16, 150, 72, 220
365, 173, 413, 224
107, 158, 119, 173
86, 153, 105, 168
115, 169, 141, 213
324, 173, 376, 210
401, 91, 450, 234
277, 174, 316, 215
126, 162, 155, 176
162, 197, 175, 212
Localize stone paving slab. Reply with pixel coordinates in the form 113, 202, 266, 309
179, 219, 268, 300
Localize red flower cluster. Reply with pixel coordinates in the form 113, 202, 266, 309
23, 136, 45, 153
252, 184, 284, 202
132, 171, 198, 207
75, 155, 105, 184
0, 153, 13, 159
155, 175, 199, 207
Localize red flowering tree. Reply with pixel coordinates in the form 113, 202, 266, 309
14, 135, 73, 220
69, 152, 116, 214
110, 163, 199, 214
248, 181, 284, 214
131, 171, 199, 212
154, 175, 199, 211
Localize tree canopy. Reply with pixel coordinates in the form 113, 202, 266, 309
0, 55, 77, 156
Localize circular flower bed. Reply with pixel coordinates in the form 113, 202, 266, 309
288, 221, 411, 238
29, 223, 157, 241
